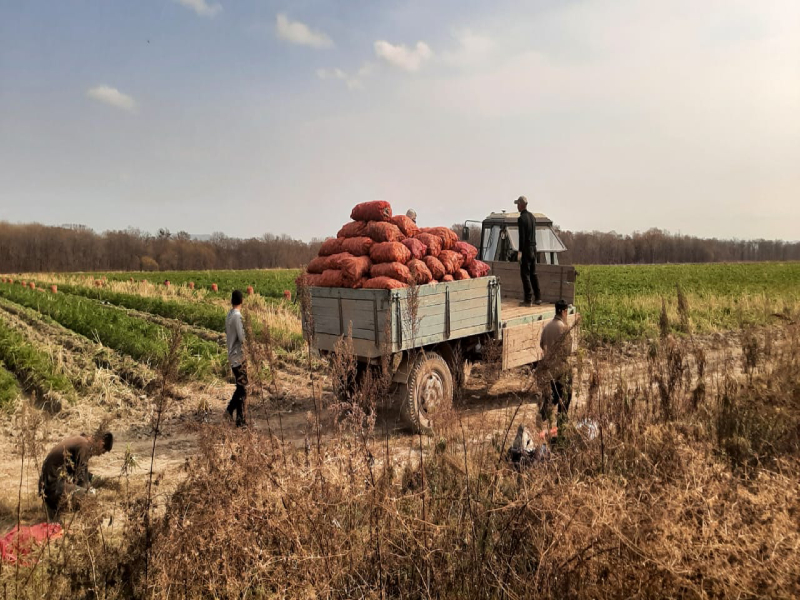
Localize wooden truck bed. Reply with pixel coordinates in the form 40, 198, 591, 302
308, 276, 577, 369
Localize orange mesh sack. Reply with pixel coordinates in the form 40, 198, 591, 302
422, 227, 458, 250
391, 215, 420, 237
402, 237, 427, 260
407, 259, 433, 285
351, 200, 392, 222
363, 276, 407, 290
304, 273, 322, 287
454, 241, 478, 266
370, 241, 411, 264
340, 255, 372, 283
307, 256, 329, 274
424, 256, 446, 280
467, 260, 490, 278
351, 277, 368, 289
366, 221, 405, 243
413, 233, 442, 257
453, 269, 470, 281
438, 250, 464, 274
341, 236, 374, 257
318, 270, 346, 287
337, 221, 368, 238
325, 252, 354, 270
319, 237, 345, 256
442, 274, 454, 282
371, 262, 412, 284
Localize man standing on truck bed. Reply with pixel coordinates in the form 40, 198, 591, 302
515, 195, 541, 306
226, 289, 247, 427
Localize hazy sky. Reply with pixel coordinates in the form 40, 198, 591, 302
1, 0, 798, 241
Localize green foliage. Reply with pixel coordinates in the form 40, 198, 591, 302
87, 269, 301, 298
576, 262, 800, 343
0, 361, 21, 410
0, 285, 226, 380
0, 319, 74, 404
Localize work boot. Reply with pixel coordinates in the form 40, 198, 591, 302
519, 300, 533, 307
534, 299, 542, 305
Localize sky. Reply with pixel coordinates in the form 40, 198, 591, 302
1, 0, 798, 242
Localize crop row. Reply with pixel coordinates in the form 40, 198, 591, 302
0, 361, 21, 410
82, 269, 301, 298
0, 284, 227, 379
0, 316, 75, 407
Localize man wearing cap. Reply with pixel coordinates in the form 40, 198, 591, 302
515, 196, 541, 306
406, 209, 417, 224
539, 299, 573, 423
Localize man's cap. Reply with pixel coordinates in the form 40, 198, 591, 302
406, 209, 417, 220
514, 196, 528, 206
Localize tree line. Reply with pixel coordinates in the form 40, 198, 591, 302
0, 221, 797, 273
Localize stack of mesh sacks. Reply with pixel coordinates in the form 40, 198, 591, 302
305, 201, 491, 290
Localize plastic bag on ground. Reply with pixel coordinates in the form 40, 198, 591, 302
413, 233, 442, 257
340, 255, 371, 283
370, 241, 411, 264
371, 262, 413, 284
351, 200, 392, 222
467, 260, 490, 278
341, 236, 374, 256
438, 250, 464, 274
423, 256, 446, 280
317, 270, 346, 287
337, 221, 368, 238
363, 276, 407, 290
407, 259, 433, 284
454, 241, 478, 266
453, 268, 470, 281
306, 256, 329, 274
366, 221, 405, 243
402, 237, 427, 260
391, 215, 420, 237
318, 237, 345, 256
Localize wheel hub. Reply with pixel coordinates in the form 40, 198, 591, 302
419, 372, 444, 414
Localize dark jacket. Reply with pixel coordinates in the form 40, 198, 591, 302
517, 209, 537, 260
39, 436, 94, 499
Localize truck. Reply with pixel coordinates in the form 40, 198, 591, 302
304, 211, 578, 432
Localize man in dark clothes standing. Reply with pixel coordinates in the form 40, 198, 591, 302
39, 432, 113, 520
515, 195, 541, 306
225, 289, 247, 427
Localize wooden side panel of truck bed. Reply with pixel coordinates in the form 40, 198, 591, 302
488, 262, 576, 304
308, 277, 500, 358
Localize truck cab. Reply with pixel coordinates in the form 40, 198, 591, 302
477, 212, 567, 266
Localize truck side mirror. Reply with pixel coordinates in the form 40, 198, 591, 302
461, 226, 469, 241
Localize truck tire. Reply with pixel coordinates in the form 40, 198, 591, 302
401, 352, 453, 433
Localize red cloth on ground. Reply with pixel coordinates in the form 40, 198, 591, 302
366, 221, 405, 243
363, 276, 407, 290
370, 242, 411, 264
424, 256, 446, 280
391, 215, 420, 237
413, 233, 442, 257
467, 260, 491, 278
351, 200, 392, 222
453, 269, 471, 281
454, 241, 478, 266
341, 237, 374, 257
401, 237, 427, 260
318, 237, 345, 256
1, 523, 63, 564
371, 262, 413, 284
407, 259, 433, 284
337, 221, 368, 238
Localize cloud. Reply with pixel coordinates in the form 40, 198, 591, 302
276, 14, 333, 48
374, 40, 432, 72
172, 0, 221, 18
442, 29, 494, 67
316, 67, 363, 90
86, 85, 137, 112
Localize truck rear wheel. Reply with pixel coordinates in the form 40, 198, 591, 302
401, 352, 453, 433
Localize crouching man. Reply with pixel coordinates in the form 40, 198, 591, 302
39, 432, 113, 521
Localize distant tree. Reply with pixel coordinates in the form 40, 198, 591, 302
140, 256, 160, 271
